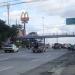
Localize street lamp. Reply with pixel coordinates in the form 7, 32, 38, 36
56, 32, 58, 43
21, 12, 29, 36
42, 17, 45, 45
42, 17, 44, 35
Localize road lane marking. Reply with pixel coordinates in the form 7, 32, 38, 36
0, 66, 13, 72
0, 58, 9, 61
0, 54, 4, 55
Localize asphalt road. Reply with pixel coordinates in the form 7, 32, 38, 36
0, 48, 67, 75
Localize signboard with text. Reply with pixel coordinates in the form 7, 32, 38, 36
66, 18, 75, 25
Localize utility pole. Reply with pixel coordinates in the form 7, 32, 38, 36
7, 3, 10, 26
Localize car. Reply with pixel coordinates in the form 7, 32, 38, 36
45, 44, 50, 49
68, 44, 75, 51
32, 46, 46, 53
32, 42, 46, 53
2, 44, 19, 53
52, 43, 62, 49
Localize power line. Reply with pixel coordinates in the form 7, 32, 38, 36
0, 1, 33, 26
0, 0, 46, 26
0, 0, 21, 8
0, 0, 20, 4
0, 0, 46, 7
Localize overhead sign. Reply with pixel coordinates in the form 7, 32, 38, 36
66, 18, 75, 25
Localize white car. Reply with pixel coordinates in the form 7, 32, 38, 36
2, 44, 19, 53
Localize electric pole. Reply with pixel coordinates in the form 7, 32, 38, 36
7, 3, 10, 26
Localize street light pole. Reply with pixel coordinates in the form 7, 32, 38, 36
56, 32, 58, 43
42, 17, 45, 45
42, 17, 44, 35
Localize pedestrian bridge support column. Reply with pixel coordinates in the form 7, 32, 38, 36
44, 37, 45, 46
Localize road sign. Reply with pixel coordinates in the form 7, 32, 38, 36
66, 18, 75, 25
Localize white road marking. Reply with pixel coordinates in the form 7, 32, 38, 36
0, 54, 4, 55
0, 66, 13, 72
0, 58, 9, 61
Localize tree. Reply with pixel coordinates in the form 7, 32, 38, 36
10, 24, 22, 43
0, 19, 10, 42
0, 19, 20, 45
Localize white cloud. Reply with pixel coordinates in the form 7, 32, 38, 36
62, 4, 75, 18
2, 9, 31, 24
0, 0, 75, 34
3, 10, 21, 24
35, 0, 75, 17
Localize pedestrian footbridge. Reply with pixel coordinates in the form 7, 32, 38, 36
22, 33, 75, 39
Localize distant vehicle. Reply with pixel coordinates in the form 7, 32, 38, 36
45, 44, 50, 49
52, 43, 61, 49
61, 44, 68, 49
2, 44, 19, 53
32, 42, 46, 53
68, 44, 75, 51
32, 46, 46, 53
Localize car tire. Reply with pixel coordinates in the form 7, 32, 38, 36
33, 50, 35, 53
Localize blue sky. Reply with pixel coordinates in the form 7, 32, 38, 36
0, 0, 75, 35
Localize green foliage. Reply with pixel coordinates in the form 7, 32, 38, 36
15, 40, 22, 47
0, 19, 18, 44
21, 40, 31, 48
9, 25, 18, 37
0, 20, 10, 42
